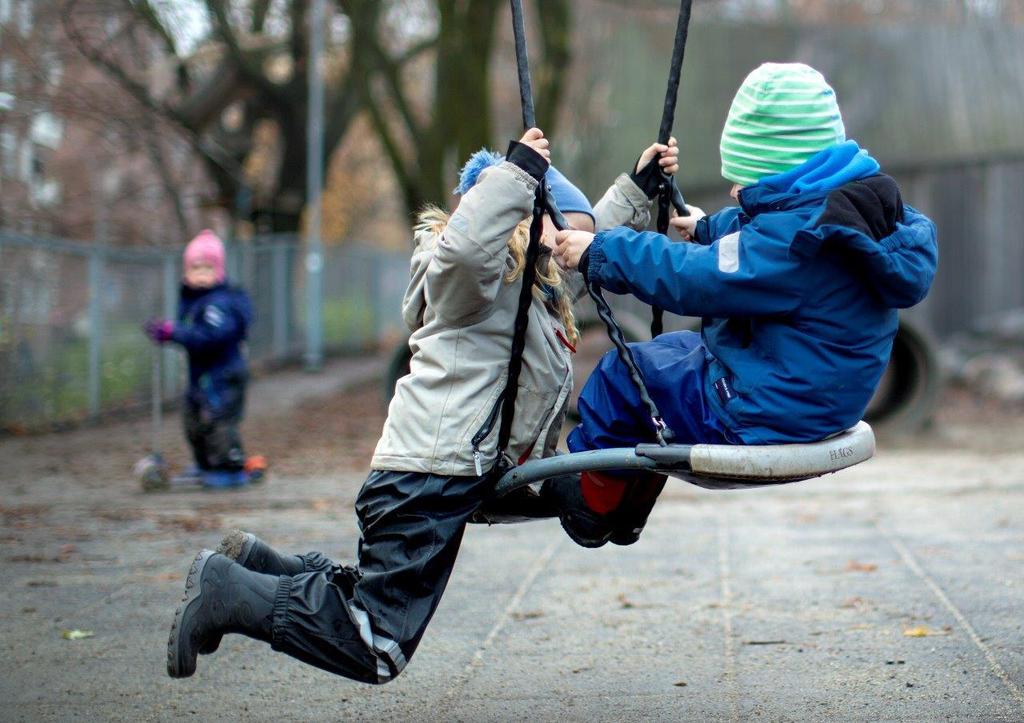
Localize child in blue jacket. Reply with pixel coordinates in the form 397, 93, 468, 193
146, 230, 253, 487
549, 63, 938, 548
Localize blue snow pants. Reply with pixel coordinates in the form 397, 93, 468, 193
568, 331, 737, 469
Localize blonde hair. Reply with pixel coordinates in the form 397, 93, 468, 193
416, 206, 579, 344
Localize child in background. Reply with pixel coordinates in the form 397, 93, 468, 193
145, 230, 254, 488
550, 62, 938, 548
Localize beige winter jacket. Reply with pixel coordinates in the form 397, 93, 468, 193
371, 164, 652, 476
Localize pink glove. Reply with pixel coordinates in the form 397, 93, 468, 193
144, 319, 174, 344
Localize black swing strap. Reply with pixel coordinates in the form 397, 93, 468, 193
587, 280, 674, 447
470, 0, 555, 476
510, 0, 534, 131
651, 0, 693, 338
576, 1, 694, 445
470, 183, 546, 474
657, 0, 693, 146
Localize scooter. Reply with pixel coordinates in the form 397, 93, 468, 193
134, 347, 268, 491
134, 346, 170, 491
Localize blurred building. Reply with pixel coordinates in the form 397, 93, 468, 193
0, 0, 212, 245
0, 0, 64, 232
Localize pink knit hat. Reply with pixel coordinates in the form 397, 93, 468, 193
183, 230, 226, 283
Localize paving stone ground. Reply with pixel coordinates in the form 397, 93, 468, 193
2, 359, 1022, 721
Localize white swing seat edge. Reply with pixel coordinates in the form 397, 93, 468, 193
678, 420, 875, 482
492, 422, 875, 497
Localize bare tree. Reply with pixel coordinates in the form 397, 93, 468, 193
345, 0, 571, 214
62, 0, 359, 232
61, 0, 573, 232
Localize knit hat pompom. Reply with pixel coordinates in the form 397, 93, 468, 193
183, 229, 226, 283
455, 149, 504, 195
455, 147, 595, 223
720, 62, 846, 187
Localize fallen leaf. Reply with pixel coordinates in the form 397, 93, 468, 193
61, 629, 95, 640
903, 626, 949, 637
673, 681, 688, 687
617, 593, 635, 609
845, 560, 878, 573
511, 610, 544, 621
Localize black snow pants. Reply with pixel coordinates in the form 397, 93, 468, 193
184, 373, 246, 471
268, 469, 492, 683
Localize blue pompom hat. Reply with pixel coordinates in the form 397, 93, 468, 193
455, 148, 595, 224
455, 149, 504, 195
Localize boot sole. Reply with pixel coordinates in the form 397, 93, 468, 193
609, 531, 641, 546
167, 549, 215, 678
216, 529, 256, 566
557, 512, 612, 549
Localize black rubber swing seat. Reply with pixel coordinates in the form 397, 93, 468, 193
494, 421, 875, 495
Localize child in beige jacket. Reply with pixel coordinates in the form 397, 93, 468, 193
166, 128, 678, 683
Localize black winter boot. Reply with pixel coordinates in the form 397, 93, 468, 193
608, 474, 668, 546
216, 530, 306, 576
470, 485, 560, 525
167, 550, 278, 678
541, 474, 614, 548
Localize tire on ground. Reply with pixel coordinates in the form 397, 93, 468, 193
864, 315, 942, 434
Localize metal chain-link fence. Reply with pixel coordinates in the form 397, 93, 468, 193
0, 231, 410, 431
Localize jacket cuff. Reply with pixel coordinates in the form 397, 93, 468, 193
586, 233, 608, 284
614, 173, 654, 215
505, 140, 549, 183
694, 215, 712, 245
497, 160, 541, 193
629, 156, 662, 198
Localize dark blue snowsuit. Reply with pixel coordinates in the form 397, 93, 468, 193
172, 282, 253, 471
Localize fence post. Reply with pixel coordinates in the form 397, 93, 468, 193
161, 253, 178, 399
368, 251, 381, 349
241, 240, 255, 292
225, 237, 242, 282
272, 242, 288, 359
87, 245, 104, 418
304, 0, 326, 370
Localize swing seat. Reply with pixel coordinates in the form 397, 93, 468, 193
494, 421, 875, 496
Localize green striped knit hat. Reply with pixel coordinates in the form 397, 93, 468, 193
720, 63, 846, 187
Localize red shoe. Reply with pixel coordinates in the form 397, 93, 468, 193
243, 455, 269, 483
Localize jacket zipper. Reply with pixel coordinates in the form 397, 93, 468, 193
555, 327, 576, 353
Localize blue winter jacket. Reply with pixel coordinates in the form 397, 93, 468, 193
586, 141, 938, 444
172, 282, 253, 400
